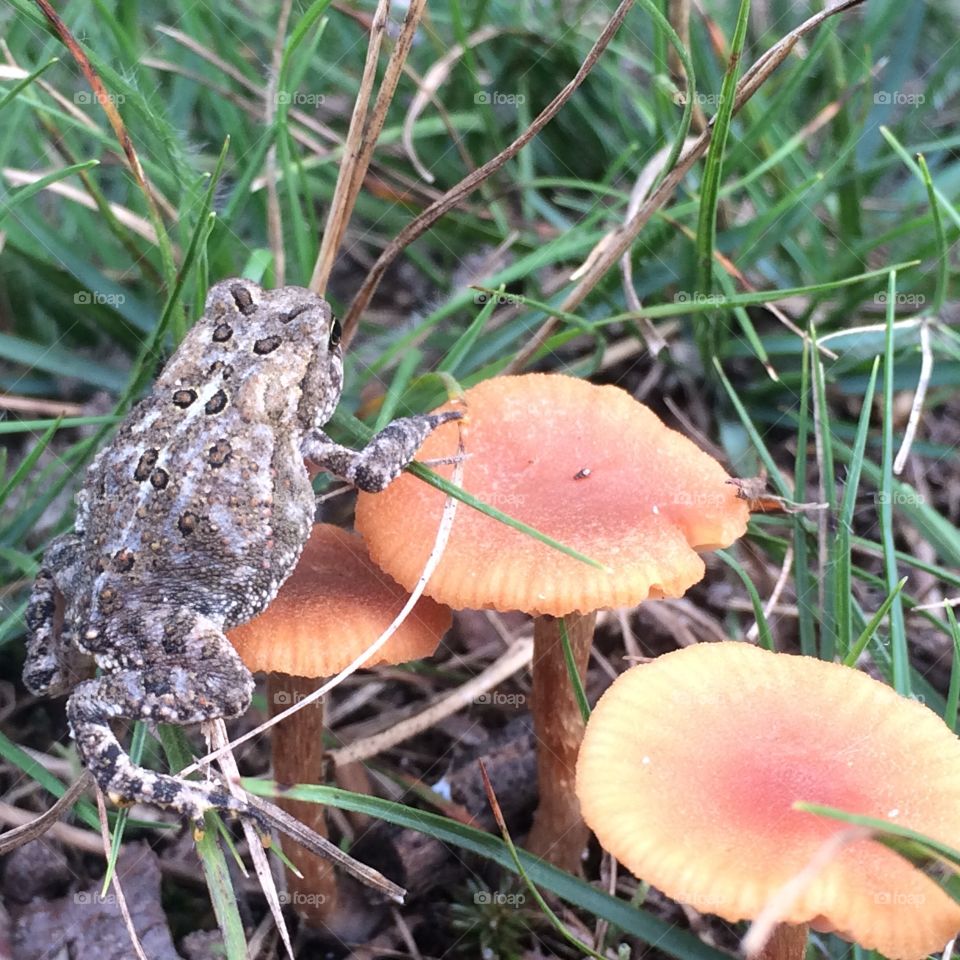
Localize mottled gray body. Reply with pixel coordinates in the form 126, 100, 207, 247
24, 279, 457, 826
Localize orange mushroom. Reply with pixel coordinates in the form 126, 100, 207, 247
228, 524, 450, 926
575, 641, 960, 960
355, 374, 748, 871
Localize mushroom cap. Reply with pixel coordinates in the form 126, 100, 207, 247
228, 524, 451, 678
575, 642, 960, 960
355, 374, 748, 616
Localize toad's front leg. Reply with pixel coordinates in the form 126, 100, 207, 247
66, 612, 258, 833
303, 410, 461, 493
24, 532, 92, 697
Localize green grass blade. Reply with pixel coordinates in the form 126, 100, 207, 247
242, 781, 731, 960
0, 729, 100, 831
946, 607, 960, 733
0, 57, 59, 113
834, 357, 880, 658
916, 154, 949, 313
842, 577, 907, 668
159, 726, 246, 960
694, 0, 750, 294
0, 159, 99, 223
880, 271, 910, 695
793, 337, 816, 656
715, 549, 773, 650
559, 618, 591, 723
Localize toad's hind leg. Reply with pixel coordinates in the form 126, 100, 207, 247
66, 614, 257, 832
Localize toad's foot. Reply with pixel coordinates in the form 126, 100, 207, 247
303, 410, 462, 493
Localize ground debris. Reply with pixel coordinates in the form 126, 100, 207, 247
11, 842, 183, 960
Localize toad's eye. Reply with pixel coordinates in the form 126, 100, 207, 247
329, 318, 342, 349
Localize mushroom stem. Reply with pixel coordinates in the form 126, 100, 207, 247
268, 673, 338, 924
527, 611, 596, 873
754, 923, 808, 960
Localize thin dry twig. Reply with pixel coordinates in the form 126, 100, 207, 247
616, 139, 695, 355
0, 392, 86, 417
810, 325, 831, 621
265, 0, 294, 286
401, 25, 502, 183
310, 0, 390, 295
742, 827, 870, 956
894, 316, 933, 475
2, 169, 166, 246
746, 545, 794, 643
0, 772, 92, 855
205, 719, 295, 960
341, 0, 636, 343
95, 790, 149, 960
312, 0, 430, 296
329, 637, 533, 767
507, 0, 866, 372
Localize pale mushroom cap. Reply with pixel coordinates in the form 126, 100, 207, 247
355, 374, 748, 616
575, 642, 960, 960
228, 524, 451, 678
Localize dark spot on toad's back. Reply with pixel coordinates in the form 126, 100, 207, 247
205, 390, 228, 415
208, 440, 232, 468
178, 512, 198, 535
134, 449, 159, 482
213, 323, 233, 343
172, 389, 197, 408
253, 336, 282, 355
230, 284, 256, 315
150, 468, 169, 490
282, 304, 309, 323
